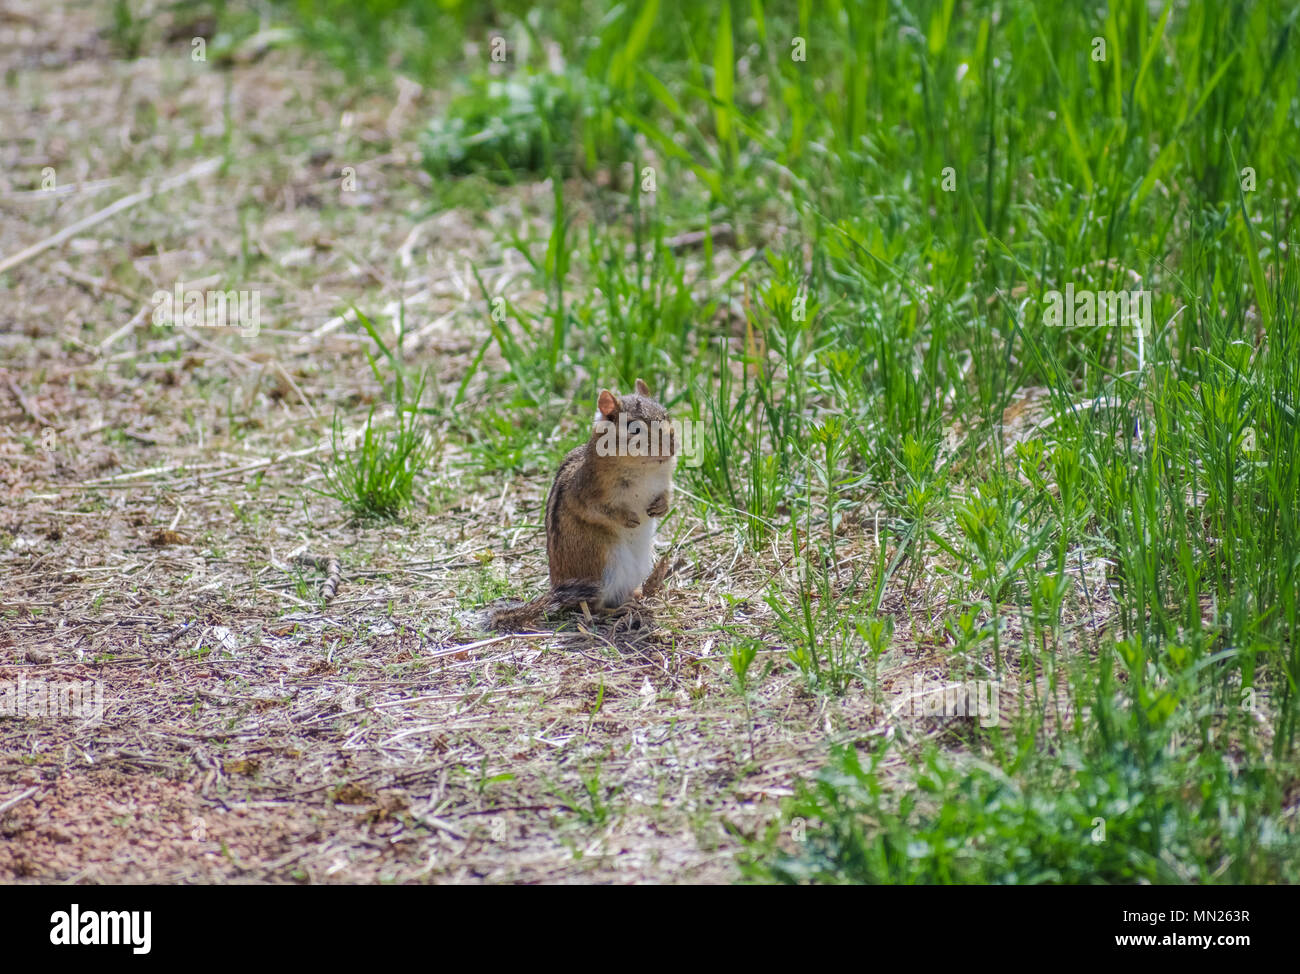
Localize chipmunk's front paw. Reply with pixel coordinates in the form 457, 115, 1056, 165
646, 492, 668, 518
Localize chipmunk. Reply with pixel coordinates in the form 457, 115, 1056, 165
488, 379, 677, 631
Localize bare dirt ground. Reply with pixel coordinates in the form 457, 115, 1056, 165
0, 1, 1071, 883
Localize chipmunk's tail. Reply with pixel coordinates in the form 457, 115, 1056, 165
486, 580, 602, 632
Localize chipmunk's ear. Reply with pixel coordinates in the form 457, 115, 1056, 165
634, 378, 651, 397
597, 389, 619, 420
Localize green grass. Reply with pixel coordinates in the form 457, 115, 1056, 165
742, 728, 1299, 884
184, 0, 1300, 882
316, 310, 436, 520
421, 68, 607, 184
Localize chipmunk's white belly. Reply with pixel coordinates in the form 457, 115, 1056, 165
600, 465, 673, 607
601, 520, 657, 606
